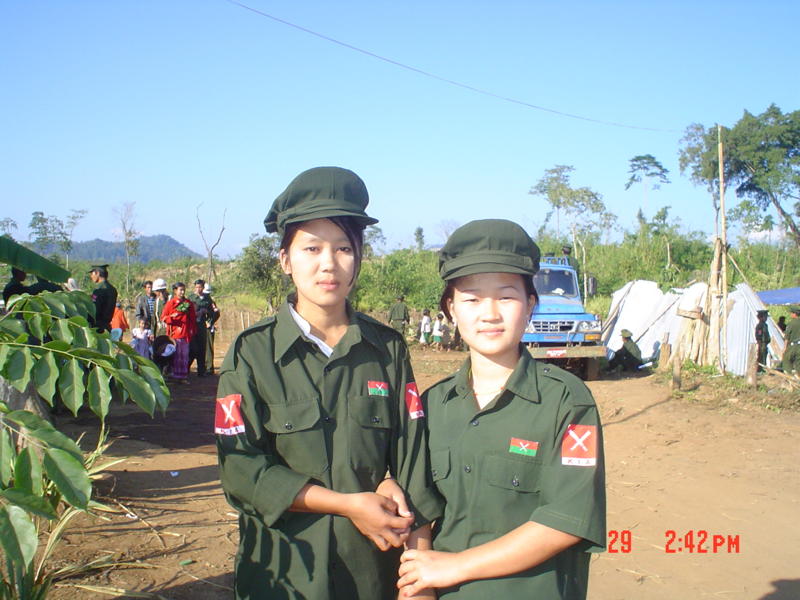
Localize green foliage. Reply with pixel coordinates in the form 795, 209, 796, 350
625, 154, 670, 191
679, 104, 800, 248
233, 234, 289, 311
0, 289, 170, 598
355, 249, 441, 312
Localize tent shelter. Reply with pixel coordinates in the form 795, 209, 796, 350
757, 287, 800, 306
603, 280, 785, 376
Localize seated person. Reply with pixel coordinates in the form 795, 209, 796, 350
607, 329, 643, 372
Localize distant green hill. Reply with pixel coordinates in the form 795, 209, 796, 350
34, 235, 203, 263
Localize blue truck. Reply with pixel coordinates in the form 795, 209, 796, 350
523, 256, 605, 379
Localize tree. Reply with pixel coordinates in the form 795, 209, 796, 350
28, 212, 67, 261
62, 209, 87, 268
0, 218, 17, 239
530, 165, 617, 297
625, 154, 670, 215
363, 225, 386, 259
679, 104, 800, 249
414, 227, 425, 252
236, 234, 287, 313
196, 203, 226, 283
114, 203, 140, 297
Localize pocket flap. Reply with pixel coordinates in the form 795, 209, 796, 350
485, 455, 539, 492
349, 395, 392, 429
264, 399, 321, 433
430, 449, 451, 482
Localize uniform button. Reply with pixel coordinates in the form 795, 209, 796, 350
431, 469, 438, 477
284, 423, 293, 431
371, 416, 381, 424
323, 416, 332, 423
511, 477, 520, 487
464, 465, 472, 473
470, 419, 479, 426
543, 367, 550, 373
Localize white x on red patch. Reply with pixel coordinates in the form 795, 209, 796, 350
561, 424, 597, 466
215, 394, 245, 436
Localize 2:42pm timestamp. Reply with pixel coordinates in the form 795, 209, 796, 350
665, 530, 740, 554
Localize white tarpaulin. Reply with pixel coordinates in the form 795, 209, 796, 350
602, 280, 785, 376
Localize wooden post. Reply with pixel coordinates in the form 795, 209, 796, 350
671, 347, 682, 391
659, 343, 672, 372
745, 343, 758, 387
717, 125, 729, 372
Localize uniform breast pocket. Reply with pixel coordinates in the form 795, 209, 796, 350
430, 448, 451, 489
264, 399, 328, 476
477, 455, 541, 532
348, 395, 393, 482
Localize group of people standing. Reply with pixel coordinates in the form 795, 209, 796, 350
215, 167, 605, 600
133, 278, 221, 382
389, 296, 460, 351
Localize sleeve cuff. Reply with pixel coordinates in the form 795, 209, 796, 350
530, 506, 605, 550
252, 465, 311, 527
408, 485, 445, 530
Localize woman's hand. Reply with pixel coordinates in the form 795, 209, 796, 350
398, 549, 463, 597
376, 477, 413, 519
343, 492, 414, 551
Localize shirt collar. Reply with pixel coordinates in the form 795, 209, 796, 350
273, 301, 384, 363
448, 345, 541, 404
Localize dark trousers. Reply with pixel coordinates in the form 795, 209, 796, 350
608, 347, 642, 371
189, 325, 208, 375
757, 342, 768, 372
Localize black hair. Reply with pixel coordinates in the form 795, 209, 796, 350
194, 279, 205, 286
173, 281, 186, 290
143, 280, 153, 287
438, 274, 539, 321
280, 216, 365, 285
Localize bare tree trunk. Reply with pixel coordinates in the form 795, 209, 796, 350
196, 204, 227, 283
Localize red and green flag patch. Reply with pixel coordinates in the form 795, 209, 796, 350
367, 380, 389, 397
509, 437, 539, 457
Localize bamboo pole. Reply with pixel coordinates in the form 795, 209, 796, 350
717, 125, 728, 373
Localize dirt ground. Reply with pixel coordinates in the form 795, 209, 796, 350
49, 345, 800, 600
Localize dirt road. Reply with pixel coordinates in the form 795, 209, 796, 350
52, 348, 799, 599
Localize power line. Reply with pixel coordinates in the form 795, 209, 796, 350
226, 0, 678, 133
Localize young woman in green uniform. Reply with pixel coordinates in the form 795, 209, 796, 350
216, 167, 441, 600
398, 219, 606, 599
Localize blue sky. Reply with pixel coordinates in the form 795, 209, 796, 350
2, 1, 798, 258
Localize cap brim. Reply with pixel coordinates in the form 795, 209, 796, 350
442, 262, 534, 281
280, 209, 378, 231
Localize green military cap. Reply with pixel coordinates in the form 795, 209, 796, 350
264, 166, 379, 236
88, 264, 109, 272
756, 309, 768, 317
620, 329, 633, 338
438, 219, 540, 281
790, 305, 800, 314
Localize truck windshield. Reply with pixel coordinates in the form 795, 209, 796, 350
533, 268, 578, 297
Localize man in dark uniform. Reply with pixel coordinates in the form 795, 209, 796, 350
203, 282, 221, 373
88, 264, 118, 333
2, 267, 29, 305
781, 305, 800, 375
388, 294, 410, 337
754, 310, 771, 372
606, 329, 643, 373
188, 278, 215, 376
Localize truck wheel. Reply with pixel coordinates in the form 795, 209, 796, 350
584, 358, 600, 381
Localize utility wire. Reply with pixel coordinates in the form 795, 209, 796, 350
226, 0, 678, 133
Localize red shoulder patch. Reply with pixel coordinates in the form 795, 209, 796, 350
215, 394, 245, 436
561, 424, 597, 466
405, 382, 424, 419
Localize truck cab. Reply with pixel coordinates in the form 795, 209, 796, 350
522, 256, 605, 379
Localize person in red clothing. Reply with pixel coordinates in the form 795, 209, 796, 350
161, 282, 196, 383
110, 302, 130, 340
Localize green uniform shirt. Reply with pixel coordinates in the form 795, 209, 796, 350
388, 301, 409, 324
754, 321, 770, 344
785, 317, 800, 344
622, 339, 642, 361
216, 302, 442, 600
423, 349, 605, 599
91, 280, 117, 332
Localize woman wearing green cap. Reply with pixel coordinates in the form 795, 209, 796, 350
216, 167, 441, 600
398, 219, 605, 599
